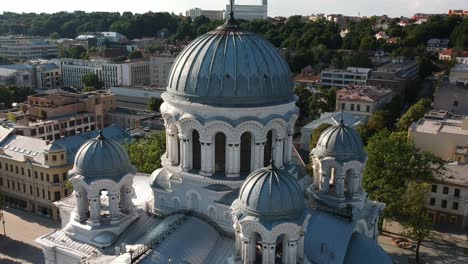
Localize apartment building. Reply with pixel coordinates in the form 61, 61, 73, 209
110, 85, 165, 110
58, 59, 150, 89
427, 38, 449, 53
224, 0, 268, 21
320, 67, 371, 88
35, 63, 62, 90
150, 55, 175, 87
186, 8, 224, 21
409, 110, 468, 228
0, 36, 58, 61
335, 85, 393, 116
0, 125, 131, 220
367, 58, 419, 98
0, 64, 35, 88
439, 49, 468, 64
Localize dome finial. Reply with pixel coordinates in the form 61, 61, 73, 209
98, 129, 105, 140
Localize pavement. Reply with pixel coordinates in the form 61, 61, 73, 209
379, 220, 468, 264
0, 208, 59, 264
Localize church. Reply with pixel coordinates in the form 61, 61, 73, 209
36, 7, 391, 264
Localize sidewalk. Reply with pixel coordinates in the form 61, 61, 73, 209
0, 208, 59, 264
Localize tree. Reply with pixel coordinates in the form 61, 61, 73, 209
147, 97, 164, 112
363, 130, 445, 226
401, 182, 434, 263
49, 32, 60, 39
125, 132, 166, 173
68, 45, 87, 59
396, 99, 431, 131
309, 123, 332, 150
7, 113, 16, 122
128, 50, 143, 59
82, 73, 104, 90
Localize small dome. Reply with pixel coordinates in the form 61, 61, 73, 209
71, 131, 136, 183
312, 122, 366, 162
165, 21, 294, 107
238, 163, 303, 221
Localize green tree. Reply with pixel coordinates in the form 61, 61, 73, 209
126, 132, 166, 173
7, 113, 16, 122
309, 123, 332, 150
147, 97, 164, 112
363, 130, 445, 226
49, 32, 60, 39
128, 50, 143, 59
68, 45, 87, 59
82, 73, 104, 90
396, 99, 432, 131
401, 182, 434, 263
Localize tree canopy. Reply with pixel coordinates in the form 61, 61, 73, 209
82, 73, 104, 90
125, 132, 166, 173
396, 98, 432, 131
147, 97, 164, 112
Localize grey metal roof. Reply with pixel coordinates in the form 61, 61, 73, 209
70, 129, 136, 183
166, 24, 294, 107
237, 164, 304, 221
344, 232, 392, 264
312, 122, 366, 163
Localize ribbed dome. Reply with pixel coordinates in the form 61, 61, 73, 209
238, 163, 303, 221
71, 131, 136, 183
312, 122, 366, 162
165, 22, 294, 107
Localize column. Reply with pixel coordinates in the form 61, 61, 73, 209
88, 194, 101, 222
234, 228, 242, 256
320, 171, 330, 192
167, 131, 179, 165
284, 132, 293, 165
200, 142, 208, 175
234, 143, 240, 175
108, 192, 120, 219
180, 137, 191, 171
206, 141, 214, 175
297, 234, 305, 261
226, 143, 238, 178
121, 187, 133, 213
287, 240, 298, 264
74, 191, 89, 222
352, 173, 360, 197
248, 238, 256, 264
336, 174, 345, 198
241, 238, 250, 264
274, 138, 284, 168
254, 141, 265, 170
282, 238, 288, 264
179, 137, 185, 169
262, 242, 275, 264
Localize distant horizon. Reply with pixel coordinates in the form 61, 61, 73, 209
0, 0, 467, 18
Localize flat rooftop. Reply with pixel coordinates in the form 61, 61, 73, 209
410, 111, 468, 136
336, 85, 392, 103
443, 163, 468, 186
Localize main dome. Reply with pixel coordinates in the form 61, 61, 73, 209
165, 22, 294, 107
238, 163, 303, 221
312, 122, 366, 162
70, 131, 136, 183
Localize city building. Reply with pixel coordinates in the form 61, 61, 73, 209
409, 110, 468, 162
426, 164, 468, 228
149, 55, 175, 87
34, 63, 62, 90
449, 63, 468, 85
0, 125, 131, 221
335, 85, 393, 116
75, 32, 129, 49
111, 85, 165, 110
300, 111, 366, 151
427, 38, 450, 53
320, 67, 372, 88
433, 82, 468, 116
439, 49, 468, 64
448, 10, 468, 16
367, 58, 419, 98
36, 11, 390, 264
186, 8, 224, 21
2, 90, 116, 141
0, 64, 35, 88
58, 59, 150, 89
224, 0, 268, 21
0, 36, 58, 61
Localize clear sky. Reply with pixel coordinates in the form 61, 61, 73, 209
0, 0, 467, 18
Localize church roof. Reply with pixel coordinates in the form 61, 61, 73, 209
165, 17, 294, 107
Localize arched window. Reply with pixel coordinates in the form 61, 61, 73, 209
264, 130, 273, 167
344, 169, 353, 196
192, 130, 201, 170
189, 193, 199, 210
215, 133, 226, 173
240, 132, 252, 173
99, 189, 109, 219
173, 198, 180, 210
275, 233, 286, 263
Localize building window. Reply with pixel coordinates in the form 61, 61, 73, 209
431, 185, 437, 193
21, 168, 24, 175
46, 174, 50, 182
54, 191, 61, 201
443, 186, 449, 194
45, 154, 48, 161
351, 104, 355, 111
429, 197, 435, 206
30, 186, 32, 195
441, 200, 447, 208
36, 188, 39, 196
0, 178, 3, 186
61, 154, 64, 160
366, 105, 370, 112
42, 189, 45, 199
35, 171, 38, 179
357, 104, 361, 111
452, 202, 459, 210
28, 169, 31, 177
341, 103, 345, 110
53, 174, 59, 183
40, 173, 44, 181
48, 191, 51, 201
454, 188, 460, 197
453, 100, 458, 107
15, 166, 18, 174
52, 155, 57, 161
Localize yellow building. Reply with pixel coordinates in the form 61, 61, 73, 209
0, 125, 131, 221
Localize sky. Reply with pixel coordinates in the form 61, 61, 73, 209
0, 0, 467, 18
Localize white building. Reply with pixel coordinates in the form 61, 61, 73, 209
0, 36, 58, 61
0, 64, 35, 88
111, 85, 165, 110
186, 8, 224, 21
58, 59, 150, 89
224, 0, 268, 21
36, 12, 390, 264
321, 67, 372, 88
35, 63, 62, 90
427, 38, 449, 53
149, 55, 175, 87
